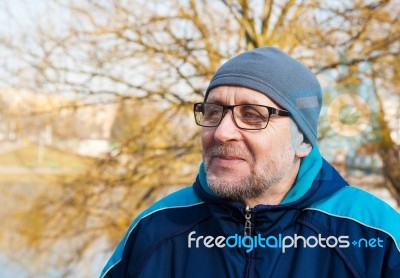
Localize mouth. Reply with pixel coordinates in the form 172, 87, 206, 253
205, 145, 251, 169
214, 155, 246, 161
211, 155, 247, 167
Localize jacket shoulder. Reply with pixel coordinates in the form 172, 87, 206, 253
304, 186, 400, 251
100, 186, 205, 278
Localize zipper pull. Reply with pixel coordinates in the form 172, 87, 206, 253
244, 205, 252, 237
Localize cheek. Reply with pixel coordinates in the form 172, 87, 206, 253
251, 141, 269, 162
249, 134, 280, 162
201, 129, 214, 150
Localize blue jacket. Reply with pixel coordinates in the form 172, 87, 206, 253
101, 147, 400, 278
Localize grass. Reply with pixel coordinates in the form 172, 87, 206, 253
0, 144, 94, 169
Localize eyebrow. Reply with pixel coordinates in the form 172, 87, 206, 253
236, 98, 264, 105
207, 95, 262, 103
206, 97, 276, 108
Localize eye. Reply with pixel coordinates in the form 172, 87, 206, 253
204, 104, 222, 119
239, 106, 268, 123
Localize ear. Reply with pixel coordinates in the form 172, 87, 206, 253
289, 119, 312, 158
295, 141, 312, 158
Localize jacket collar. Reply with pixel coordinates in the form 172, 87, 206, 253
194, 145, 348, 211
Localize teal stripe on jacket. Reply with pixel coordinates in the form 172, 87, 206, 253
100, 186, 204, 278
304, 186, 400, 252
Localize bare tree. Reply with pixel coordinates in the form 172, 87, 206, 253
0, 0, 399, 276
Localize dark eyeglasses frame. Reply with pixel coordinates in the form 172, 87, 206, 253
193, 102, 290, 130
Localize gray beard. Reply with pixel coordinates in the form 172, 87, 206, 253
206, 172, 277, 202
204, 145, 295, 203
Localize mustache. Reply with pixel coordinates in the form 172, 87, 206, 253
206, 144, 253, 161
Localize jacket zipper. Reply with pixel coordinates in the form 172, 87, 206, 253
244, 205, 252, 238
243, 205, 253, 278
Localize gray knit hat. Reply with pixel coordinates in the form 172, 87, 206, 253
205, 47, 322, 146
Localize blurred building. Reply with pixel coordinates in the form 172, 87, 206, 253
0, 89, 117, 157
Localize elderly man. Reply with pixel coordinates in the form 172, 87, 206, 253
101, 47, 400, 278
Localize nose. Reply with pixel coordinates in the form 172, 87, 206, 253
213, 110, 242, 143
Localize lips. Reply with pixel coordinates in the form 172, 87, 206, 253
211, 155, 247, 168
205, 144, 251, 169
214, 155, 246, 161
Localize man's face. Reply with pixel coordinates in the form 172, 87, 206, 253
201, 86, 297, 202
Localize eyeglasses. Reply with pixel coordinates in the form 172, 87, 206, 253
193, 102, 290, 130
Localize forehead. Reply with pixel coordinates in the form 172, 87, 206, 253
207, 86, 280, 108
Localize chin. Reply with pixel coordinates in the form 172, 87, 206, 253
209, 164, 250, 175
209, 173, 248, 184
